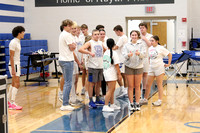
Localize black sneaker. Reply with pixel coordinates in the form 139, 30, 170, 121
129, 103, 135, 111
135, 103, 140, 111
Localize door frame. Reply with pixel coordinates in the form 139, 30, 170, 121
126, 16, 176, 51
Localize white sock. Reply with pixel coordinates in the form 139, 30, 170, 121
11, 87, 18, 102
158, 99, 162, 102
8, 85, 13, 102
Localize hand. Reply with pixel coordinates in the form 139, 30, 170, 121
90, 52, 95, 57
118, 74, 122, 81
164, 64, 170, 67
12, 69, 16, 76
79, 64, 83, 70
128, 51, 133, 57
135, 50, 140, 56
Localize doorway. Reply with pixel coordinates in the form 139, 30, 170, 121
126, 17, 176, 52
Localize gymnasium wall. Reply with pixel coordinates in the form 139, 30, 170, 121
0, 0, 25, 33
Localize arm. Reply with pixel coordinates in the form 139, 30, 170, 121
113, 45, 119, 50
9, 50, 16, 76
164, 53, 172, 67
73, 52, 83, 69
78, 42, 95, 57
68, 43, 76, 51
114, 64, 122, 81
141, 36, 151, 47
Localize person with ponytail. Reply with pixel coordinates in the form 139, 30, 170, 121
123, 30, 146, 111
140, 35, 172, 106
102, 38, 122, 112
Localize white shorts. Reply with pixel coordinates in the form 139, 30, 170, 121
9, 64, 21, 77
143, 58, 149, 73
119, 63, 125, 73
148, 66, 165, 77
73, 62, 79, 75
103, 71, 117, 82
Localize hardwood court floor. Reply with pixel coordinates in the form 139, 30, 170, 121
8, 77, 200, 133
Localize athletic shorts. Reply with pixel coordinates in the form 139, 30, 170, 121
119, 63, 125, 73
88, 68, 103, 83
125, 66, 143, 75
143, 58, 149, 73
9, 64, 21, 77
148, 66, 165, 76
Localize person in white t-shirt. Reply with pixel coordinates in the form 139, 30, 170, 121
102, 38, 122, 112
113, 25, 128, 98
79, 29, 106, 109
8, 26, 25, 110
58, 19, 76, 111
69, 22, 83, 105
123, 30, 146, 111
140, 35, 172, 106
80, 24, 92, 96
139, 22, 153, 96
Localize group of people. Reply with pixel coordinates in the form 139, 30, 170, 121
57, 19, 172, 112
7, 19, 172, 112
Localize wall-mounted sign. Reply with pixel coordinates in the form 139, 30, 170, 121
145, 6, 155, 13
35, 0, 174, 7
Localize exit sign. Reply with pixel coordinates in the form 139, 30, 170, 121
145, 6, 155, 13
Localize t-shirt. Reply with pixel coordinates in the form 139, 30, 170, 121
58, 30, 74, 61
87, 40, 103, 69
149, 45, 169, 69
9, 38, 21, 64
141, 33, 153, 58
103, 50, 120, 81
77, 35, 83, 62
115, 34, 128, 63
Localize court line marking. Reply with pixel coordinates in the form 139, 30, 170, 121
33, 130, 105, 133
184, 122, 200, 129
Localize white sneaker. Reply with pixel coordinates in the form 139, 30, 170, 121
139, 98, 148, 105
85, 91, 89, 99
110, 104, 121, 110
152, 100, 162, 106
102, 105, 114, 112
81, 87, 85, 95
60, 105, 74, 111
129, 103, 135, 111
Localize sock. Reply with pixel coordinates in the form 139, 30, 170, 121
89, 97, 93, 103
96, 96, 100, 102
11, 87, 18, 103
158, 99, 162, 102
8, 85, 13, 102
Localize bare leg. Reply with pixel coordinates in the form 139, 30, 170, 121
144, 75, 155, 99
134, 74, 143, 103
156, 74, 164, 100
126, 75, 134, 103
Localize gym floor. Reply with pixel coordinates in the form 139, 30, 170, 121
8, 76, 200, 133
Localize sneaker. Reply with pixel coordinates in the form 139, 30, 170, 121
95, 100, 105, 105
110, 104, 121, 110
8, 101, 12, 108
76, 96, 83, 102
135, 103, 140, 111
129, 103, 135, 111
102, 105, 114, 112
139, 98, 148, 105
152, 100, 162, 106
89, 101, 97, 108
9, 103, 23, 110
60, 105, 74, 111
85, 91, 89, 99
81, 87, 85, 95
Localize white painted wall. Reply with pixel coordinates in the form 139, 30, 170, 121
23, 0, 190, 72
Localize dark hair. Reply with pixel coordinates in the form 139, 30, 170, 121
139, 22, 148, 29
12, 26, 25, 37
60, 25, 63, 32
96, 25, 105, 30
130, 30, 141, 39
113, 25, 123, 32
99, 29, 106, 33
107, 38, 115, 64
81, 24, 88, 29
152, 35, 159, 42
